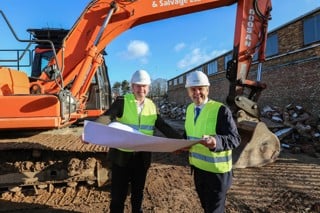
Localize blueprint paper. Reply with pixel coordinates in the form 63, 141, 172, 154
82, 121, 198, 152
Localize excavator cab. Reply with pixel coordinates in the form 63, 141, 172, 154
28, 28, 112, 118
28, 28, 69, 78
0, 24, 113, 128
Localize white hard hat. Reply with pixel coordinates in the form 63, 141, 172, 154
131, 69, 151, 85
185, 70, 210, 88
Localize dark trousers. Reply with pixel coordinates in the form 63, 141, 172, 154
193, 167, 232, 213
109, 153, 150, 213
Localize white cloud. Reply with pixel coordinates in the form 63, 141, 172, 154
177, 48, 227, 70
174, 42, 186, 52
122, 40, 150, 60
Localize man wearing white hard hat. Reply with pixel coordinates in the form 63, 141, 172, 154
184, 70, 241, 213
102, 69, 182, 213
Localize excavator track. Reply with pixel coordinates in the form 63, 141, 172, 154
0, 126, 110, 191
0, 128, 108, 152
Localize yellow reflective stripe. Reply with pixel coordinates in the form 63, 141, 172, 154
189, 152, 232, 163
126, 124, 154, 131
189, 156, 232, 173
140, 124, 154, 131
187, 136, 200, 140
118, 148, 134, 152
189, 144, 232, 173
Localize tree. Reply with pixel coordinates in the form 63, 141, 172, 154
121, 80, 130, 94
112, 81, 121, 98
112, 80, 131, 97
150, 78, 167, 98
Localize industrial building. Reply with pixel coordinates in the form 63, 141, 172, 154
167, 7, 320, 116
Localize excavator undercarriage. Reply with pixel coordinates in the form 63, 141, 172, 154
0, 128, 110, 192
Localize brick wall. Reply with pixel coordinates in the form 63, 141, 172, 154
167, 9, 320, 116
257, 58, 320, 116
168, 54, 320, 116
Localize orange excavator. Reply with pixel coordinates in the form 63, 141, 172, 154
0, 0, 280, 190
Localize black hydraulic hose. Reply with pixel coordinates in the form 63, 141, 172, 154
254, 0, 272, 21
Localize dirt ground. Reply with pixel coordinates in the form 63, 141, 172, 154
0, 149, 319, 213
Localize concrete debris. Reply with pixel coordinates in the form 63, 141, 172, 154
159, 101, 320, 158
274, 127, 294, 140
271, 114, 283, 123
159, 101, 186, 120
261, 103, 320, 158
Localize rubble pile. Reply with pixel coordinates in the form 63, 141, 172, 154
261, 103, 320, 158
159, 102, 186, 120
159, 100, 320, 158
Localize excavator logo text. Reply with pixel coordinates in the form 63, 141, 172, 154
152, 0, 201, 8
245, 8, 255, 47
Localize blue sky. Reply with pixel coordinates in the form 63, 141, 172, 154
1, 0, 319, 85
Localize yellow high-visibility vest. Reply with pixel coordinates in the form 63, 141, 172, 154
117, 93, 157, 152
185, 100, 232, 173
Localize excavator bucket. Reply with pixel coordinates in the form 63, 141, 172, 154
233, 121, 281, 169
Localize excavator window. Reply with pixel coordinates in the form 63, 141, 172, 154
31, 50, 53, 77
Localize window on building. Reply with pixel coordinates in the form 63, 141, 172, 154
196, 67, 203, 72
178, 75, 184, 84
202, 64, 207, 73
266, 34, 279, 57
224, 53, 233, 70
252, 33, 279, 61
173, 78, 177, 86
168, 80, 172, 86
207, 60, 218, 75
304, 13, 320, 45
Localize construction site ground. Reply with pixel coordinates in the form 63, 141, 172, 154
0, 122, 320, 213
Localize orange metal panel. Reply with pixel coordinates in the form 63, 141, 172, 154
0, 95, 60, 117
0, 68, 29, 95
0, 95, 62, 129
0, 68, 15, 95
0, 117, 61, 129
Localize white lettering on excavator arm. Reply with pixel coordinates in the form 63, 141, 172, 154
245, 8, 255, 47
152, 0, 202, 8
